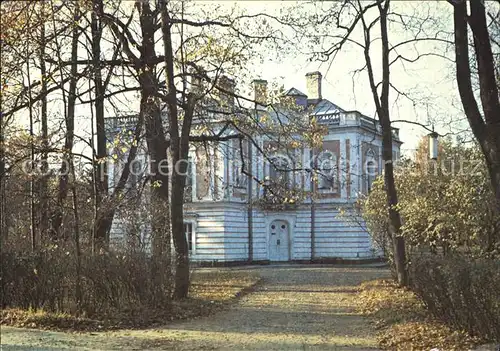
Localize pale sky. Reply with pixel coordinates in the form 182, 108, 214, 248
230, 1, 471, 156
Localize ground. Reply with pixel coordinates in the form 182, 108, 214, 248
0, 264, 390, 350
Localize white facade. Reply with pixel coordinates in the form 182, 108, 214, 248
106, 72, 401, 263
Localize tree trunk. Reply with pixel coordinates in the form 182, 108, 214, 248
467, 0, 500, 214
50, 3, 79, 240
91, 0, 109, 252
160, 0, 191, 299
171, 107, 194, 299
382, 126, 407, 285
0, 117, 5, 241
361, 0, 407, 285
70, 157, 82, 314
39, 15, 49, 242
137, 0, 172, 306
171, 160, 190, 299
452, 0, 500, 215
378, 0, 407, 287
26, 39, 36, 251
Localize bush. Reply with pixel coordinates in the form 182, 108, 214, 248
0, 247, 173, 318
360, 140, 500, 262
410, 256, 500, 342
1, 250, 71, 311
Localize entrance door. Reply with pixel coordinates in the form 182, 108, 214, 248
269, 220, 290, 261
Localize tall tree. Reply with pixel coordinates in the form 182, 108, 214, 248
450, 0, 500, 215
159, 0, 193, 299
136, 0, 172, 304
50, 1, 81, 240
38, 4, 50, 241
91, 0, 109, 252
307, 0, 409, 285
367, 0, 407, 286
102, 0, 173, 301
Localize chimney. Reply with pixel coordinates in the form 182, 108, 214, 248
253, 79, 268, 105
305, 71, 322, 102
217, 75, 235, 107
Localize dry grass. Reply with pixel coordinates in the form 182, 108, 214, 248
189, 270, 261, 302
1, 270, 260, 332
0, 309, 102, 331
358, 279, 479, 351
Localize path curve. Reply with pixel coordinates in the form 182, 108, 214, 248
1, 265, 389, 350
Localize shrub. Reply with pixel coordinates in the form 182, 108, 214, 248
0, 247, 173, 318
410, 256, 500, 342
359, 140, 500, 262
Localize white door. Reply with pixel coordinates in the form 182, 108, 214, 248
269, 220, 290, 261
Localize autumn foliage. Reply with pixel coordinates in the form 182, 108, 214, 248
359, 138, 500, 345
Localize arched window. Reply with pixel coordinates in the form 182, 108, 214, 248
317, 151, 337, 191
365, 149, 378, 193
129, 158, 143, 188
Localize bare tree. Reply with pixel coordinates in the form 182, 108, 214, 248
298, 0, 453, 285
308, 0, 410, 285
364, 0, 407, 286
50, 1, 82, 240
450, 0, 500, 215
1, 0, 310, 303
91, 0, 109, 252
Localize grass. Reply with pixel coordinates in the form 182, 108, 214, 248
1, 269, 260, 332
357, 279, 480, 351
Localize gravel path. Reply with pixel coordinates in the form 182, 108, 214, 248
1, 264, 390, 350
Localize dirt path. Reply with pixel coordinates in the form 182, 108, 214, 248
1, 265, 389, 350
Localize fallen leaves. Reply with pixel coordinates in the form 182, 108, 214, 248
357, 279, 479, 351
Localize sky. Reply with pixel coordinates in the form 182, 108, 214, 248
228, 1, 472, 156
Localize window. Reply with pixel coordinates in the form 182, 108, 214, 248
129, 159, 142, 187
365, 149, 378, 193
366, 161, 377, 192
235, 173, 247, 188
184, 156, 194, 202
231, 140, 248, 189
186, 157, 193, 187
183, 222, 194, 252
317, 151, 336, 191
269, 156, 290, 187
233, 163, 247, 188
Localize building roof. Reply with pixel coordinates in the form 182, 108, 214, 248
285, 87, 307, 97
310, 99, 345, 116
